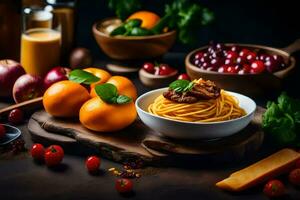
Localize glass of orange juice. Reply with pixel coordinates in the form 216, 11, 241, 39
21, 7, 62, 76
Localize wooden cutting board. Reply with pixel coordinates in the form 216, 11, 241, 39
28, 107, 265, 165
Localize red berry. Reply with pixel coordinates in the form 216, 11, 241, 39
263, 179, 285, 198
86, 156, 101, 173
226, 66, 239, 73
31, 143, 45, 160
246, 52, 257, 63
142, 62, 155, 74
289, 168, 300, 186
218, 65, 228, 73
225, 58, 235, 65
8, 109, 24, 124
0, 124, 6, 139
230, 45, 240, 52
239, 49, 250, 58
177, 73, 190, 80
115, 178, 133, 193
226, 51, 238, 60
194, 52, 204, 60
250, 60, 265, 74
158, 64, 175, 76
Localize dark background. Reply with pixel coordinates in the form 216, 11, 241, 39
75, 0, 300, 98
76, 0, 300, 57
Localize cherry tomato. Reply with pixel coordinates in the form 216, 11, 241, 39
194, 52, 204, 60
250, 60, 265, 74
0, 124, 5, 139
44, 145, 64, 167
142, 62, 155, 74
86, 156, 101, 172
289, 168, 300, 186
8, 109, 23, 124
158, 64, 175, 76
239, 49, 250, 59
115, 178, 133, 193
31, 143, 45, 160
177, 73, 190, 80
263, 179, 285, 198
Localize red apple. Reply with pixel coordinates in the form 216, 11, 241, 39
44, 67, 71, 89
0, 59, 26, 97
13, 74, 44, 103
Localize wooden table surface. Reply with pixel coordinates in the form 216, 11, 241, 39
0, 54, 299, 200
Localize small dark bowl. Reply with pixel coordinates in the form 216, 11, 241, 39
0, 124, 21, 146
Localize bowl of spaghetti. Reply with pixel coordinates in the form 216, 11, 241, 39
136, 79, 256, 139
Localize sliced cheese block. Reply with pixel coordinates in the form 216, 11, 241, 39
216, 148, 300, 192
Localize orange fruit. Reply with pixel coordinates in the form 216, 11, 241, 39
127, 11, 160, 29
84, 67, 111, 90
43, 80, 90, 117
79, 97, 136, 132
90, 76, 137, 100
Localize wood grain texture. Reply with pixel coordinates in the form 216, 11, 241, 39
28, 107, 265, 165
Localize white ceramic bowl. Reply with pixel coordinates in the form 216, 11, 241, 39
135, 88, 256, 140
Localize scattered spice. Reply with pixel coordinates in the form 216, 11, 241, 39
10, 138, 26, 154
108, 158, 144, 179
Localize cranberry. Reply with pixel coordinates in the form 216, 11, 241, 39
0, 124, 6, 139
200, 56, 209, 63
259, 54, 268, 61
226, 51, 238, 60
211, 51, 223, 58
265, 58, 280, 73
177, 73, 190, 80
208, 46, 216, 54
194, 52, 204, 60
225, 58, 235, 65
210, 58, 223, 68
158, 64, 175, 76
239, 49, 250, 59
201, 62, 209, 69
246, 52, 257, 63
242, 64, 251, 73
230, 45, 240, 52
216, 43, 225, 50
142, 62, 155, 74
236, 57, 247, 64
218, 65, 228, 73
273, 55, 284, 63
8, 109, 24, 124
250, 60, 265, 74
193, 59, 200, 66
226, 66, 239, 73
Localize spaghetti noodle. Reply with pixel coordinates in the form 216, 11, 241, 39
148, 90, 246, 122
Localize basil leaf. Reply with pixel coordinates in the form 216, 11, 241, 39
69, 69, 100, 85
169, 79, 192, 92
117, 95, 132, 104
184, 81, 195, 92
95, 83, 118, 103
95, 83, 132, 104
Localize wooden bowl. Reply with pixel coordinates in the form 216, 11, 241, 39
92, 18, 176, 60
186, 40, 300, 96
139, 69, 178, 88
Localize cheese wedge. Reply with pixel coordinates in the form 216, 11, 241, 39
216, 148, 300, 192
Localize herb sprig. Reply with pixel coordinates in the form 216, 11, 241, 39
95, 83, 132, 104
68, 69, 100, 85
169, 79, 194, 93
